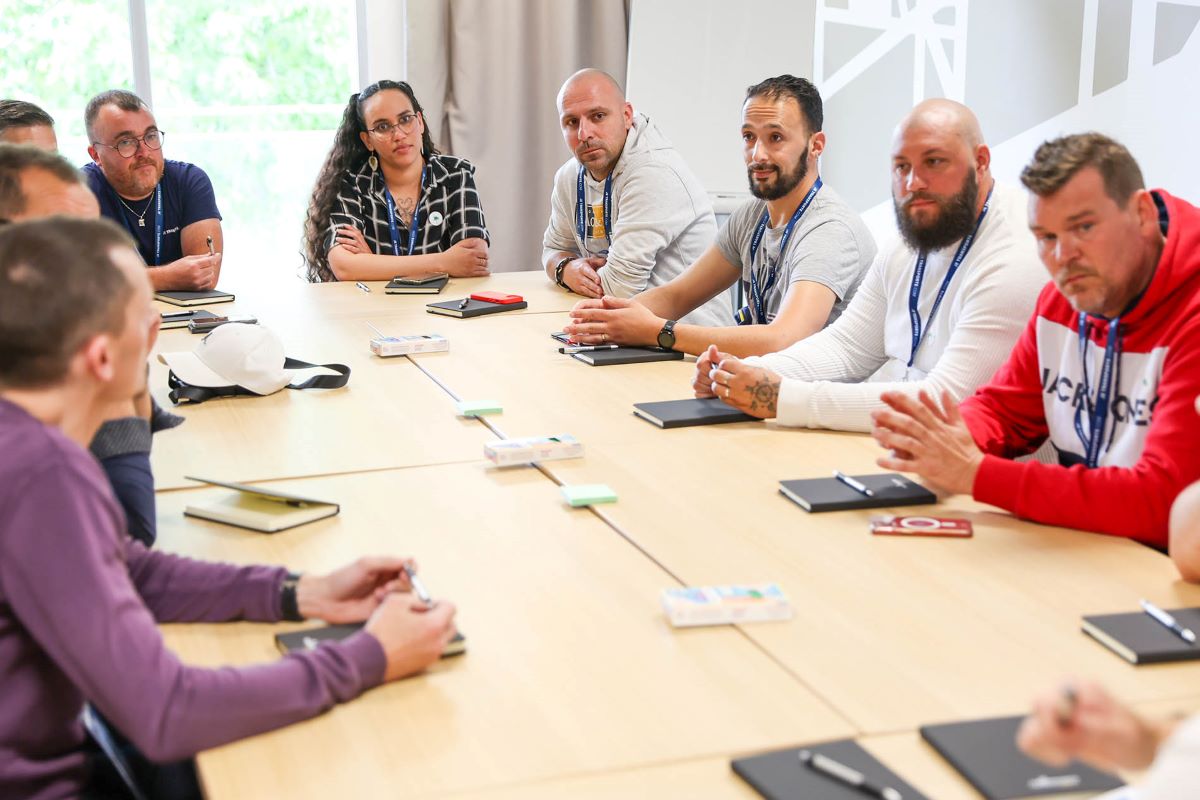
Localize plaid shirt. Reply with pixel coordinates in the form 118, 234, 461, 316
326, 154, 489, 258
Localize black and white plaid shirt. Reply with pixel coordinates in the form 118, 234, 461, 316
326, 153, 489, 258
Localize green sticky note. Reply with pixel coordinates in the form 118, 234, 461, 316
561, 484, 617, 507
456, 400, 503, 417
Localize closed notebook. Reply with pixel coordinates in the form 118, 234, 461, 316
159, 309, 219, 330
633, 397, 757, 428
155, 289, 235, 307
182, 476, 339, 533
571, 347, 684, 366
1082, 606, 1200, 664
778, 473, 936, 512
427, 298, 528, 317
732, 739, 929, 800
275, 623, 466, 658
385, 274, 449, 294
920, 716, 1123, 799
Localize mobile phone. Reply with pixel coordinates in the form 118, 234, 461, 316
470, 291, 524, 304
188, 314, 257, 333
395, 272, 449, 285
550, 331, 573, 344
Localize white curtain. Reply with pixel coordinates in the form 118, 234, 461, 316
404, 0, 630, 272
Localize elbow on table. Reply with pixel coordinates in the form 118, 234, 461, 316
1169, 481, 1200, 583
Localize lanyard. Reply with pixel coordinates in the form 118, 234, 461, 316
383, 166, 426, 256
1074, 313, 1122, 467
742, 176, 823, 325
906, 188, 991, 367
117, 184, 163, 266
575, 166, 613, 251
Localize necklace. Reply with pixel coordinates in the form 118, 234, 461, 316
117, 194, 153, 227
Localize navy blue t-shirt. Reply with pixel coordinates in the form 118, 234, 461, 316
83, 159, 222, 266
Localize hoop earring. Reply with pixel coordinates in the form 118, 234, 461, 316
368, 153, 379, 170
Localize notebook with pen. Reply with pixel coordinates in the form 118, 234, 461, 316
182, 476, 339, 533
275, 623, 466, 658
778, 473, 936, 512
1082, 606, 1200, 664
920, 715, 1123, 799
731, 739, 929, 800
160, 309, 219, 330
427, 298, 528, 317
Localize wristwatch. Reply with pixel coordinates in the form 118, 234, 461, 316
554, 256, 572, 290
656, 319, 677, 350
280, 572, 305, 621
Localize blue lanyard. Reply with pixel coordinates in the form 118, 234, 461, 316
383, 166, 426, 256
742, 177, 823, 325
1074, 313, 1122, 467
906, 188, 991, 367
151, 184, 163, 266
575, 166, 613, 251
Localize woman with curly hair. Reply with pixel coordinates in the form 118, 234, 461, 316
303, 80, 490, 282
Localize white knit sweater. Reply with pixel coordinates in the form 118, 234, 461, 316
744, 183, 1047, 432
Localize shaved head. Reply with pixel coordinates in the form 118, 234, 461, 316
893, 98, 985, 152
557, 68, 624, 111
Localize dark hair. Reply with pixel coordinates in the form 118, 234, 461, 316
0, 99, 55, 134
1020, 132, 1144, 206
302, 80, 437, 282
0, 144, 84, 220
0, 217, 135, 388
84, 89, 149, 142
745, 75, 823, 135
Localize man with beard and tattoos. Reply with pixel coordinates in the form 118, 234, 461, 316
702, 99, 1045, 429
564, 74, 875, 357
82, 90, 223, 291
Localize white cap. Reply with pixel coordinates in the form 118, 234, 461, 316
158, 323, 295, 395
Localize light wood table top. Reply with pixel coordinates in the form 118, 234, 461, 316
540, 430, 1200, 734
156, 463, 855, 799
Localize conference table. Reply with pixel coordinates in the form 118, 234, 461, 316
150, 270, 1200, 799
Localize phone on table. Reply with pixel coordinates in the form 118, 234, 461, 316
394, 272, 448, 285
470, 291, 524, 304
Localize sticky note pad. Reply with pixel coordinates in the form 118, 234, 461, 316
456, 400, 502, 417
561, 484, 617, 507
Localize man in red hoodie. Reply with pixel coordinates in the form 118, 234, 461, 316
870, 133, 1200, 548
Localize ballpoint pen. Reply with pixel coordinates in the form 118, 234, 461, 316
1140, 598, 1197, 644
459, 297, 470, 309
798, 749, 902, 800
206, 235, 214, 256
355, 281, 371, 293
834, 470, 876, 498
404, 563, 434, 606
559, 344, 619, 353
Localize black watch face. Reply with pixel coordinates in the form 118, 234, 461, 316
658, 327, 676, 349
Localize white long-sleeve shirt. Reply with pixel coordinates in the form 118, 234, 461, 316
744, 183, 1047, 432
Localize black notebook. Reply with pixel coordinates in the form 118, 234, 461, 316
779, 473, 936, 512
1082, 606, 1200, 664
275, 623, 466, 659
160, 309, 219, 330
571, 346, 684, 366
732, 739, 929, 800
921, 716, 1123, 799
427, 298, 528, 318
155, 289, 235, 307
633, 397, 757, 428
385, 274, 449, 294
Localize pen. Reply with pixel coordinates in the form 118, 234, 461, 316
458, 297, 470, 309
355, 281, 371, 294
1140, 599, 1197, 644
403, 563, 434, 606
161, 310, 193, 320
798, 749, 903, 800
206, 235, 214, 256
559, 344, 619, 353
834, 470, 875, 498
1055, 685, 1077, 726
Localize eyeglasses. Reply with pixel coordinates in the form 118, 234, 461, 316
94, 130, 165, 159
366, 114, 419, 138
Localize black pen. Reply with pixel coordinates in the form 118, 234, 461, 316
799, 750, 902, 800
458, 297, 470, 309
206, 235, 214, 256
834, 470, 875, 498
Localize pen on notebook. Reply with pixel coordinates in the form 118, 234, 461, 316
798, 749, 903, 800
458, 297, 470, 309
206, 235, 214, 256
834, 470, 875, 498
355, 281, 371, 294
559, 344, 619, 353
403, 563, 434, 606
1140, 599, 1197, 644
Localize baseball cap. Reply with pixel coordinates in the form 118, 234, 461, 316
157, 323, 296, 395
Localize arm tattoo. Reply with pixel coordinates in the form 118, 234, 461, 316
747, 374, 780, 416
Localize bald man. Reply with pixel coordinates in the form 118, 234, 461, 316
542, 68, 731, 327
702, 99, 1044, 430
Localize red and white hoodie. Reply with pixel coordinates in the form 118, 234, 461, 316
961, 190, 1200, 547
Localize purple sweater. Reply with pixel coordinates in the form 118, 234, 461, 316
0, 400, 386, 799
